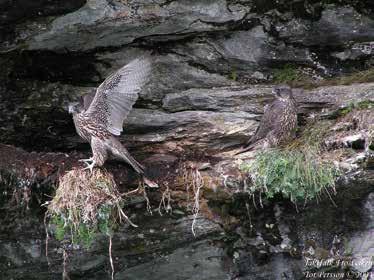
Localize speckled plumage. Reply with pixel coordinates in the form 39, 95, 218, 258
239, 85, 298, 152
69, 56, 152, 174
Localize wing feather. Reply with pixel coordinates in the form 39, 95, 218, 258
82, 90, 96, 110
247, 99, 287, 144
86, 55, 152, 135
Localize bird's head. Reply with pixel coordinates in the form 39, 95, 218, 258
67, 90, 96, 114
68, 101, 84, 115
273, 85, 293, 100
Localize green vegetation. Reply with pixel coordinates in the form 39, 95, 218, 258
46, 169, 126, 248
50, 206, 113, 248
241, 148, 339, 204
356, 100, 374, 110
273, 64, 303, 84
332, 100, 374, 118
229, 70, 238, 81
241, 121, 341, 204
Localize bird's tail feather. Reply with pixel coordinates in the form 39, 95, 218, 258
118, 148, 145, 174
108, 138, 145, 174
234, 142, 256, 155
234, 135, 258, 155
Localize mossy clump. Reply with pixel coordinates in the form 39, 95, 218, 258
229, 70, 238, 81
241, 148, 340, 204
46, 169, 127, 248
241, 120, 341, 204
333, 100, 374, 118
273, 64, 303, 84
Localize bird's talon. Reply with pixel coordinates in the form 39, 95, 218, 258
82, 161, 95, 173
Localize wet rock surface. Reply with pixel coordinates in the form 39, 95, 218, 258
1, 173, 373, 280
277, 6, 374, 47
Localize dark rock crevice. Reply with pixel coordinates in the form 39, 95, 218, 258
4, 51, 101, 86
0, 0, 86, 55
0, 0, 86, 26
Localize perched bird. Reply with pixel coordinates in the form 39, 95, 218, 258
237, 85, 298, 154
68, 56, 151, 177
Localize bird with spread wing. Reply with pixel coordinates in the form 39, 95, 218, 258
68, 56, 156, 186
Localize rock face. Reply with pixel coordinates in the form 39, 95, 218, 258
278, 6, 374, 46
1, 1, 374, 150
1, 0, 374, 279
1, 170, 373, 280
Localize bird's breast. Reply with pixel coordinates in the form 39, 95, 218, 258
75, 113, 111, 142
73, 114, 89, 142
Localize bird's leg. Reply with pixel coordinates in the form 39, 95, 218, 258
79, 156, 95, 172
78, 157, 93, 163
82, 160, 96, 173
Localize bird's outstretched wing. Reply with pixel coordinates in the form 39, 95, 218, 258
86, 55, 152, 135
82, 90, 96, 110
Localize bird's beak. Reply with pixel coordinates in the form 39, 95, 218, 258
68, 104, 76, 114
66, 102, 80, 114
273, 89, 281, 97
68, 105, 73, 114
61, 101, 73, 113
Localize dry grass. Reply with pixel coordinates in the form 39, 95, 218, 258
46, 168, 135, 247
275, 67, 374, 89
49, 169, 120, 223
45, 168, 139, 279
327, 68, 374, 86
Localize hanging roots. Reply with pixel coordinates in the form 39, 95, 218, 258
142, 181, 153, 215
158, 182, 172, 216
182, 163, 204, 236
62, 248, 70, 280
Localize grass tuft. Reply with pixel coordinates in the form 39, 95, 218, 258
329, 68, 374, 86
241, 120, 341, 205
46, 169, 128, 247
273, 64, 302, 84
241, 148, 340, 204
229, 70, 238, 81
273, 66, 374, 89
333, 100, 374, 118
